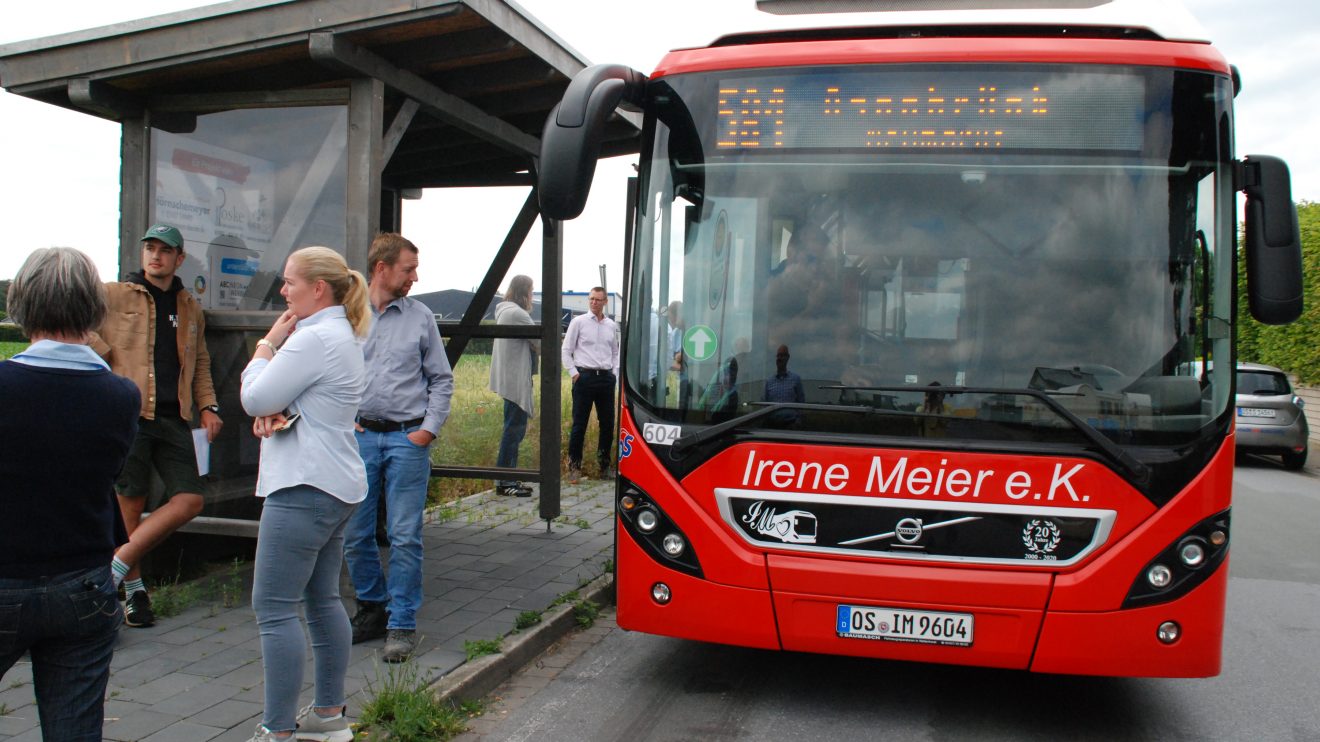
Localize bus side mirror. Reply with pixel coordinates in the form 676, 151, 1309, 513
1241, 155, 1303, 325
539, 64, 647, 220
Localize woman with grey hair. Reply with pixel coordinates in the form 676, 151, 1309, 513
0, 247, 140, 741
489, 274, 538, 496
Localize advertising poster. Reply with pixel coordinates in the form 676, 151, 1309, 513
152, 132, 275, 308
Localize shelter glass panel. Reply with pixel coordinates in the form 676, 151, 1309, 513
149, 105, 349, 310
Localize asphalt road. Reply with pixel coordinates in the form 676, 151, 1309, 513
464, 452, 1320, 742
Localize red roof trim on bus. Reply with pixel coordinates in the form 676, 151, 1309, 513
651, 38, 1230, 79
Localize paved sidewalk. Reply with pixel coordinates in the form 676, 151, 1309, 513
0, 481, 615, 742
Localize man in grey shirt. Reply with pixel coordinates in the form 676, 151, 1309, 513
344, 233, 453, 663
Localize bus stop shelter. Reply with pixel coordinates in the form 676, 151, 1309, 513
0, 0, 640, 533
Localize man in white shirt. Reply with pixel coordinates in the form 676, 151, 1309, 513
560, 287, 620, 483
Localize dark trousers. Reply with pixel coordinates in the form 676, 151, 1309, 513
0, 565, 120, 742
569, 371, 616, 469
497, 400, 530, 487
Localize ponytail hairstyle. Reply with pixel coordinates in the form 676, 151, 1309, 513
288, 246, 371, 338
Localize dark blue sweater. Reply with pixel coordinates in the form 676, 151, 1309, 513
0, 361, 139, 578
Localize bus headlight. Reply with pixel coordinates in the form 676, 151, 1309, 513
1124, 509, 1230, 609
1178, 538, 1206, 568
652, 582, 672, 604
1157, 621, 1181, 644
636, 509, 659, 533
1147, 564, 1173, 589
662, 533, 685, 556
617, 480, 703, 578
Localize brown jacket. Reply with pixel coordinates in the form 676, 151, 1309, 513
90, 279, 218, 421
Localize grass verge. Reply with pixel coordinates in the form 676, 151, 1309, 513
357, 661, 483, 742
148, 558, 249, 618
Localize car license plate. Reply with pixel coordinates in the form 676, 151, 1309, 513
1238, 407, 1276, 418
836, 604, 973, 647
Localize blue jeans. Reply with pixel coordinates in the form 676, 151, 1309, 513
252, 485, 355, 733
0, 564, 120, 742
497, 399, 530, 488
345, 427, 431, 630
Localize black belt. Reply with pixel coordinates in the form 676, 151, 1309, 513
357, 416, 425, 433
578, 368, 614, 376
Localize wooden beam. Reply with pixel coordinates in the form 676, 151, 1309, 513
445, 189, 540, 365
347, 77, 384, 271
387, 171, 534, 189
381, 97, 420, 167
68, 77, 142, 119
118, 117, 149, 280
150, 88, 349, 112
307, 31, 538, 156
538, 217, 563, 522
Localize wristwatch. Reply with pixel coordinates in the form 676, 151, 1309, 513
256, 338, 278, 352
203, 404, 220, 414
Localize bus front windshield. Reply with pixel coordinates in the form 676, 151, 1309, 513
628, 63, 1235, 452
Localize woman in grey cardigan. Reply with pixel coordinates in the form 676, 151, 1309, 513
490, 275, 538, 497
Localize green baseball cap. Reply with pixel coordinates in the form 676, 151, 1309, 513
141, 223, 184, 250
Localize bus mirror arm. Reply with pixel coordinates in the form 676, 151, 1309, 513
1240, 155, 1304, 325
539, 64, 648, 220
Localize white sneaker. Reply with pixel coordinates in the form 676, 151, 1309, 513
294, 704, 352, 742
246, 724, 292, 742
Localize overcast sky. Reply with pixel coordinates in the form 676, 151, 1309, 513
1, 0, 1316, 294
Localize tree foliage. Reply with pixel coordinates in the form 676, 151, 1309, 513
1236, 201, 1320, 384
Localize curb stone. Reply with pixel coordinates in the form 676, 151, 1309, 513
429, 572, 616, 706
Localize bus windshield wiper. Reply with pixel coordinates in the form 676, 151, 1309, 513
671, 402, 873, 454
821, 384, 1152, 486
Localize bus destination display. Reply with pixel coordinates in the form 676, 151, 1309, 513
716, 69, 1145, 152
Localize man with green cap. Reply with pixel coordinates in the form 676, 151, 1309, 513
90, 223, 222, 628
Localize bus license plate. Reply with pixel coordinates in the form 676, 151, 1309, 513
836, 605, 973, 647
1238, 407, 1276, 418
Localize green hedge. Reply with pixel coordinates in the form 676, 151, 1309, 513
1237, 201, 1319, 384
0, 324, 25, 343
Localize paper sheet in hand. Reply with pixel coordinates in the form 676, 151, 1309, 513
192, 428, 210, 476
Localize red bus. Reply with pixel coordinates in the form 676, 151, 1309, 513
539, 0, 1303, 677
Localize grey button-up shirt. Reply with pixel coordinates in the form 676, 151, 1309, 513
358, 296, 454, 436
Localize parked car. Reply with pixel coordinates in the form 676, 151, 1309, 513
1235, 362, 1309, 470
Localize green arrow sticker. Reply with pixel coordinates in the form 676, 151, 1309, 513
683, 324, 718, 362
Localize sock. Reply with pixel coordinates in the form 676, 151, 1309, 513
111, 557, 131, 587
124, 577, 147, 597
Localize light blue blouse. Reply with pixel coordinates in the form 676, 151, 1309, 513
240, 305, 367, 503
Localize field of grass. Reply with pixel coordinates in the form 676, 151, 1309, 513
0, 341, 27, 360
428, 353, 609, 504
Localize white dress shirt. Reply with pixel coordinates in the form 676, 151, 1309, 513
561, 311, 620, 379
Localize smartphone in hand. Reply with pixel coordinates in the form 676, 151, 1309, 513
273, 412, 300, 432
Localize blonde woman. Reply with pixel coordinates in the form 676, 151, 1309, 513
240, 247, 369, 742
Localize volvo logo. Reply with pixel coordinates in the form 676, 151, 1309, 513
895, 517, 924, 544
